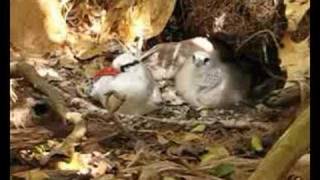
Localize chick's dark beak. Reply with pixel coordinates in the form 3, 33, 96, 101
194, 60, 203, 67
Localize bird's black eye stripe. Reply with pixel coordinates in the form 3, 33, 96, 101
120, 60, 139, 72
204, 58, 210, 63
120, 66, 126, 72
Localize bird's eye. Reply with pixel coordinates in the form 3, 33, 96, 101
204, 58, 210, 64
120, 60, 139, 72
134, 36, 140, 42
192, 55, 197, 63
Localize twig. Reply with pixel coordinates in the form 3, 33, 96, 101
263, 80, 309, 107
260, 41, 287, 82
10, 62, 86, 164
197, 156, 259, 171
235, 29, 280, 52
249, 106, 309, 180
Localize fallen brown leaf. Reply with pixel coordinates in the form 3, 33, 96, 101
279, 33, 309, 84
284, 0, 309, 31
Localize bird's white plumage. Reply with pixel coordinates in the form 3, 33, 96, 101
89, 53, 162, 115
139, 37, 251, 108
175, 49, 251, 108
190, 37, 214, 52
112, 53, 138, 71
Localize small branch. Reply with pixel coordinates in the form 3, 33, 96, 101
235, 29, 280, 52
10, 61, 86, 164
249, 106, 310, 180
11, 62, 68, 121
263, 80, 310, 107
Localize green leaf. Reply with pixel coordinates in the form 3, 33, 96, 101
191, 124, 206, 133
200, 145, 229, 165
251, 135, 264, 152
162, 176, 177, 180
209, 163, 235, 178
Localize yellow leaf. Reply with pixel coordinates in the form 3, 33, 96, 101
56, 152, 87, 171
161, 131, 203, 144
279, 33, 309, 83
284, 0, 309, 31
101, 0, 176, 43
181, 132, 203, 143
10, 0, 67, 55
201, 145, 230, 165
13, 169, 49, 180
191, 124, 206, 133
162, 176, 177, 180
251, 135, 264, 152
27, 169, 49, 180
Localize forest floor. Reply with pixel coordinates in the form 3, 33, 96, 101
10, 0, 309, 179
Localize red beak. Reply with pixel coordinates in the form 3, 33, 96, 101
93, 67, 120, 80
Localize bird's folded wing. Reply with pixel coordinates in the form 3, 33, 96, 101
197, 68, 223, 92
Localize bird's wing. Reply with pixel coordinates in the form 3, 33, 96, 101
197, 68, 223, 92
89, 76, 115, 100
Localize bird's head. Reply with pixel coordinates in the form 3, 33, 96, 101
192, 51, 213, 68
112, 53, 141, 73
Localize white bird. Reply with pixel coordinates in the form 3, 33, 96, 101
89, 53, 162, 115
175, 50, 251, 109
140, 37, 216, 81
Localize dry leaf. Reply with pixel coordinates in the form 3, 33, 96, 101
56, 152, 88, 171
251, 135, 263, 152
165, 132, 203, 144
10, 0, 67, 55
284, 0, 309, 31
288, 154, 310, 180
157, 134, 170, 145
200, 145, 230, 166
100, 0, 176, 43
162, 176, 177, 180
27, 169, 49, 180
279, 33, 309, 83
191, 124, 206, 133
12, 169, 49, 180
139, 166, 161, 180
139, 161, 186, 180
56, 152, 110, 177
82, 63, 103, 78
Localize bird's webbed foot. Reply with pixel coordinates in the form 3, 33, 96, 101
103, 91, 137, 139
104, 90, 126, 113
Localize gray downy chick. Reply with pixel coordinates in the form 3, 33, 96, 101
175, 49, 251, 109
140, 37, 216, 81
